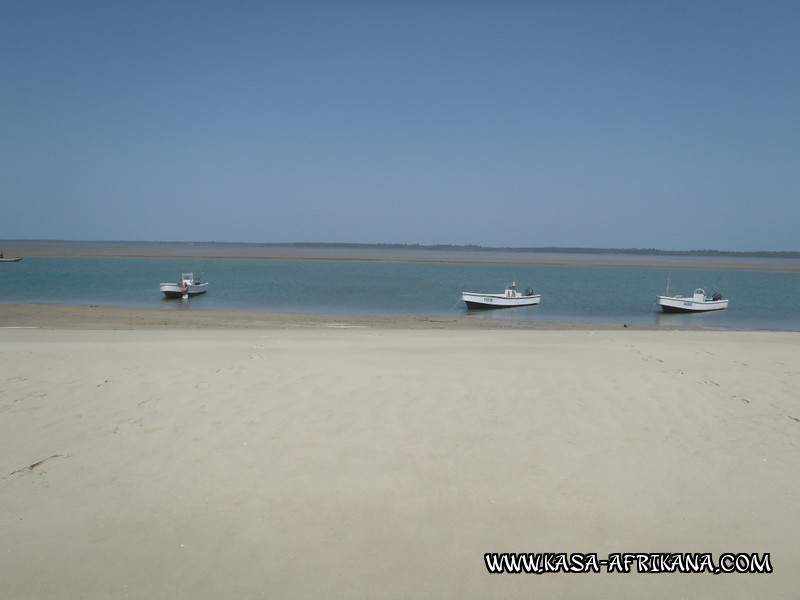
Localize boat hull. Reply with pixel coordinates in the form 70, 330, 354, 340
0, 257, 22, 262
461, 292, 541, 309
657, 296, 728, 313
160, 283, 208, 298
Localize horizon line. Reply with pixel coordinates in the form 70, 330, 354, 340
2, 239, 799, 257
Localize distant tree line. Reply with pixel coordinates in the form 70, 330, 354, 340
241, 242, 800, 258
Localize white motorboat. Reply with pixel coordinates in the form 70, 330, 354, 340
159, 273, 208, 299
461, 284, 541, 309
657, 288, 728, 313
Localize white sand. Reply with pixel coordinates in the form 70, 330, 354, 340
1, 325, 798, 599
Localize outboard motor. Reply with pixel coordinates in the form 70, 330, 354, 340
524, 287, 535, 296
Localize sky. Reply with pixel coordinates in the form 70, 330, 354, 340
2, 1, 798, 251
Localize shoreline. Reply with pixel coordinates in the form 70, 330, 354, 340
0, 303, 656, 331
0, 302, 748, 331
2, 302, 797, 332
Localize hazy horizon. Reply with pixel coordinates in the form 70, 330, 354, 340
3, 238, 799, 257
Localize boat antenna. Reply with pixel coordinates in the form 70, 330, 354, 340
665, 272, 671, 296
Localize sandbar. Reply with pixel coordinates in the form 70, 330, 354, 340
3, 240, 799, 271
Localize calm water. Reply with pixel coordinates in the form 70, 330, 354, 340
1, 257, 798, 330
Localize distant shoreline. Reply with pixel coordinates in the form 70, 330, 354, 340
2, 240, 800, 272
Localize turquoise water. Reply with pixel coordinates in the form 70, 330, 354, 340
1, 257, 798, 330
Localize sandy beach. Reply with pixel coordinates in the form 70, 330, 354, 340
1, 306, 798, 598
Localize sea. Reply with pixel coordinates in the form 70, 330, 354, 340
1, 251, 799, 330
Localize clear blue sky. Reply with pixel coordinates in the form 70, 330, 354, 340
2, 1, 798, 251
